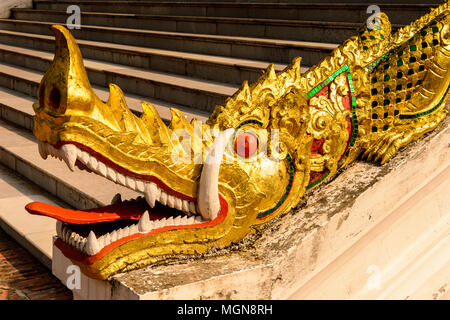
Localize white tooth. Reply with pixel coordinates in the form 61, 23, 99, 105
56, 221, 63, 236
79, 238, 86, 251
123, 226, 130, 236
107, 167, 117, 182
160, 191, 168, 205
103, 233, 111, 246
110, 230, 118, 242
189, 202, 197, 214
97, 236, 105, 249
85, 231, 100, 256
89, 156, 98, 171
61, 144, 78, 172
167, 194, 175, 208
198, 129, 234, 220
157, 218, 166, 228
174, 198, 183, 211
135, 180, 145, 192
144, 183, 157, 207
75, 239, 82, 251
38, 142, 48, 160
126, 176, 136, 189
62, 227, 69, 242
81, 151, 90, 164
182, 200, 190, 213
116, 172, 126, 186
98, 162, 107, 177
130, 224, 138, 235
186, 216, 196, 224
70, 232, 77, 247
117, 228, 125, 239
138, 211, 152, 233
174, 216, 183, 225
166, 217, 174, 225
111, 193, 122, 205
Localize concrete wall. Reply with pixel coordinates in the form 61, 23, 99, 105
0, 0, 32, 19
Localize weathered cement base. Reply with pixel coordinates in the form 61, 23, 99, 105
52, 114, 449, 300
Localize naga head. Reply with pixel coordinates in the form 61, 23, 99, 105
26, 26, 316, 280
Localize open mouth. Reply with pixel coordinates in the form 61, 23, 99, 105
25, 135, 231, 261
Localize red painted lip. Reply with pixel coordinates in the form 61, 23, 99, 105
55, 141, 197, 202
47, 196, 228, 265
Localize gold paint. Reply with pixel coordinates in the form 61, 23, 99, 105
32, 2, 449, 280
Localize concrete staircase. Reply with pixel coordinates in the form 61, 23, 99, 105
0, 0, 446, 298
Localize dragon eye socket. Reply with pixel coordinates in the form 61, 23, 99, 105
234, 132, 258, 158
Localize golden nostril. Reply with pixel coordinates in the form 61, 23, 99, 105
49, 87, 61, 111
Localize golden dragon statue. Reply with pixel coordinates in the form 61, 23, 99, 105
25, 2, 449, 280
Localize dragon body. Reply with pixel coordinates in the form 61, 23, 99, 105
25, 2, 449, 280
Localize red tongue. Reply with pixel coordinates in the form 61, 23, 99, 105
25, 199, 149, 224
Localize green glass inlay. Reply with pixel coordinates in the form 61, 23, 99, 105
400, 84, 450, 119
306, 170, 330, 191
410, 45, 417, 51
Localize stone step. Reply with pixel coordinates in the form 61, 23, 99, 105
0, 29, 288, 86
0, 42, 237, 113
0, 69, 209, 141
33, 1, 439, 25
0, 162, 69, 270
0, 118, 141, 212
72, 0, 442, 2
0, 60, 217, 120
0, 19, 336, 66
11, 8, 378, 43
0, 43, 230, 111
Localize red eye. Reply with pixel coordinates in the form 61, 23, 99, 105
234, 132, 258, 158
